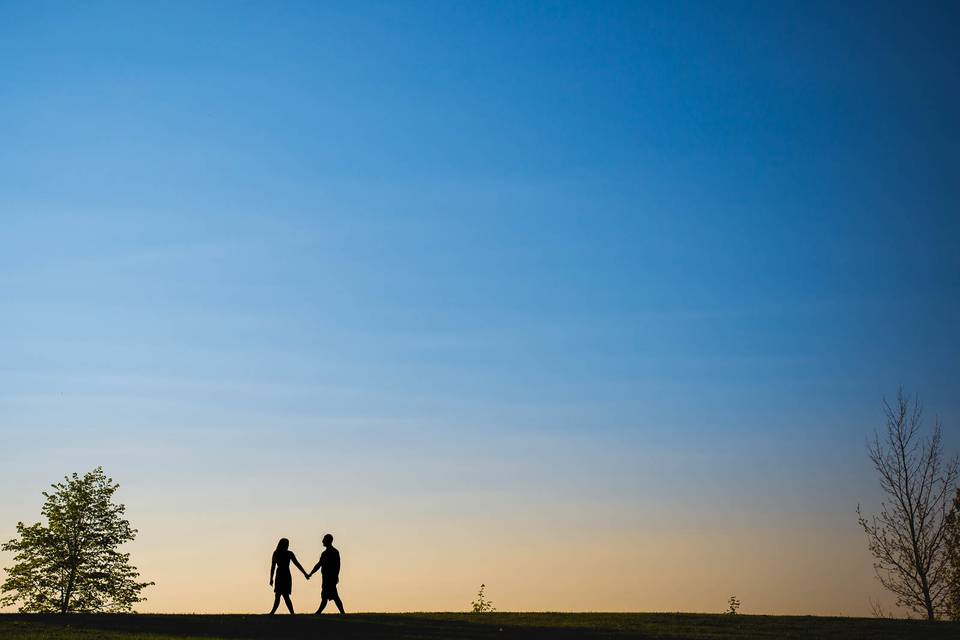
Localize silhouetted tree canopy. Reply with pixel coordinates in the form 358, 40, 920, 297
1, 467, 153, 613
945, 488, 960, 621
857, 390, 958, 620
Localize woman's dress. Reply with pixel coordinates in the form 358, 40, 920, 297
272, 549, 293, 595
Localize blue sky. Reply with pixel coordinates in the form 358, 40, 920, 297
1, 1, 959, 614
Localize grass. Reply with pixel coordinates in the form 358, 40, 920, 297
2, 612, 959, 639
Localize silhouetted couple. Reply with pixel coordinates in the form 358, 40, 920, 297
268, 534, 344, 615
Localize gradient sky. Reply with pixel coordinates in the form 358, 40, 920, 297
1, 0, 959, 616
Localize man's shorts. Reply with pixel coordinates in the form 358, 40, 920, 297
322, 580, 339, 599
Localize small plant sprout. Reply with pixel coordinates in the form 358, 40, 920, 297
471, 583, 496, 613
726, 595, 741, 615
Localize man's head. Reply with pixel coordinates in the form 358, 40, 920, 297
322, 533, 334, 547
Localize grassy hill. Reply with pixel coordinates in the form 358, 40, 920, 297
2, 612, 959, 639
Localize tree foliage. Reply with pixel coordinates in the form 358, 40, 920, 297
471, 583, 495, 613
945, 488, 960, 621
726, 595, 741, 615
1, 467, 153, 613
857, 390, 959, 620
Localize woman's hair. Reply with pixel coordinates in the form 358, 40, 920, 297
276, 538, 289, 552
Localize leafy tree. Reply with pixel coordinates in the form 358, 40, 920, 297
471, 583, 495, 613
1, 467, 153, 613
857, 390, 958, 620
726, 595, 741, 615
945, 488, 960, 621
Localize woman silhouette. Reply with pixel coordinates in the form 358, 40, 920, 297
269, 538, 309, 614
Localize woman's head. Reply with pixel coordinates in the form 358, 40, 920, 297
276, 538, 289, 551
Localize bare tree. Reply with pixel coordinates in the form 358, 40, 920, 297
857, 390, 958, 620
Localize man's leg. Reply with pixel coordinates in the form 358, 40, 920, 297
269, 594, 281, 615
315, 598, 328, 614
332, 595, 345, 614
282, 594, 295, 614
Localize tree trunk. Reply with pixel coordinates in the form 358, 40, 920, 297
61, 569, 74, 614
922, 578, 935, 620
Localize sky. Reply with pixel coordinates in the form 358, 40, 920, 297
1, 0, 959, 616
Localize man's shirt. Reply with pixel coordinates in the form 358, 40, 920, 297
319, 547, 341, 582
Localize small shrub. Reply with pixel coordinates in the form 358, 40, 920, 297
726, 595, 741, 615
471, 583, 496, 613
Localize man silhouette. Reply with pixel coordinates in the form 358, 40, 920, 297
308, 533, 344, 614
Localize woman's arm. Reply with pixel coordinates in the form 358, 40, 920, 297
290, 552, 310, 578
269, 558, 276, 586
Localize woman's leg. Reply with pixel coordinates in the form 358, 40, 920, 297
269, 593, 281, 615
283, 594, 295, 614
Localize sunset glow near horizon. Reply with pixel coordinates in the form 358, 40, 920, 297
1, 1, 959, 616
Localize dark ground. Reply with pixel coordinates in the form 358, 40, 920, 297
2, 613, 959, 640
